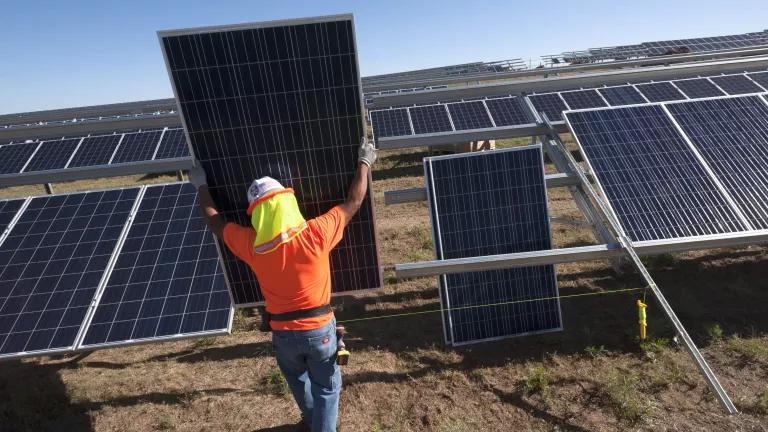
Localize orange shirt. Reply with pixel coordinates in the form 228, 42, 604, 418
222, 206, 347, 331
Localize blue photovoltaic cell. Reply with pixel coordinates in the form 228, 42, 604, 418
162, 17, 381, 304
746, 72, 768, 89
369, 108, 413, 139
667, 96, 768, 229
566, 105, 746, 241
446, 101, 494, 130
110, 130, 163, 164
67, 134, 122, 168
559, 89, 608, 110
81, 183, 231, 347
23, 138, 81, 172
154, 129, 190, 160
0, 188, 139, 358
0, 199, 25, 234
409, 105, 454, 134
709, 74, 765, 95
672, 78, 726, 99
0, 142, 39, 175
426, 146, 561, 345
635, 82, 687, 102
484, 97, 532, 126
527, 93, 569, 122
597, 86, 648, 106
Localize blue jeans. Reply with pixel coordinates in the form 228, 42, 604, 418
272, 318, 341, 432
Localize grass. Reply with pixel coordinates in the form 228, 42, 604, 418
758, 389, 768, 415
585, 345, 608, 358
522, 366, 550, 397
726, 335, 768, 363
641, 253, 678, 270
706, 323, 724, 341
438, 420, 470, 432
640, 337, 672, 356
599, 372, 647, 422
262, 368, 291, 398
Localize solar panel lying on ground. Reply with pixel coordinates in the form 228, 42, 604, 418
565, 105, 747, 241
160, 15, 381, 305
81, 183, 232, 348
672, 78, 726, 98
425, 145, 561, 345
0, 188, 139, 358
709, 74, 766, 95
667, 95, 768, 229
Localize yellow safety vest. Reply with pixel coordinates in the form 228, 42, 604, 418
249, 189, 307, 254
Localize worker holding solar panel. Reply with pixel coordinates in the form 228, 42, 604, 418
189, 139, 377, 432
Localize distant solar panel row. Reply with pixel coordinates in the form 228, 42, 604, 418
527, 71, 768, 121
0, 183, 232, 359
0, 127, 190, 177
369, 96, 535, 140
565, 94, 768, 242
425, 145, 561, 345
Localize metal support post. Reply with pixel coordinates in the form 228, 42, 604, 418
44, 183, 55, 195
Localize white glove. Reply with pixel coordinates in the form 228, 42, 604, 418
358, 137, 377, 167
188, 165, 208, 188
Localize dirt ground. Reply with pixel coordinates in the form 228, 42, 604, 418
1, 146, 767, 432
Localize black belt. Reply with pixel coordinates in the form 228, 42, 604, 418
259, 304, 332, 332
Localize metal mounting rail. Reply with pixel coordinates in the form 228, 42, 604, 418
546, 120, 738, 414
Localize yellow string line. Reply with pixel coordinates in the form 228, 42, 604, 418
337, 287, 643, 324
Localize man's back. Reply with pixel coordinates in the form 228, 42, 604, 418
223, 206, 347, 331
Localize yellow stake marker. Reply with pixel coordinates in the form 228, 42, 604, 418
637, 299, 647, 340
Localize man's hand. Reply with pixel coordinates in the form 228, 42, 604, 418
188, 165, 208, 188
358, 137, 377, 167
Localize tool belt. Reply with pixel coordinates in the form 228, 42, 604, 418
259, 304, 332, 332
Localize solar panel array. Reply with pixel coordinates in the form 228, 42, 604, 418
0, 183, 233, 359
369, 96, 534, 141
425, 145, 561, 345
370, 71, 768, 136
160, 15, 381, 305
0, 127, 191, 178
566, 94, 768, 242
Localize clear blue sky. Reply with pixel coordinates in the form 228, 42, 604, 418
2, 0, 767, 114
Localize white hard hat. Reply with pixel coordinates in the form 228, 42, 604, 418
247, 177, 285, 209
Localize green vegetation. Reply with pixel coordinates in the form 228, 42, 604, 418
262, 368, 291, 398
641, 253, 677, 270
585, 345, 608, 358
706, 323, 724, 341
190, 336, 217, 350
726, 335, 768, 363
522, 366, 550, 397
600, 372, 647, 422
232, 308, 250, 332
640, 337, 672, 356
758, 389, 768, 415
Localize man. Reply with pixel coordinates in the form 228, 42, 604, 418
188, 139, 377, 432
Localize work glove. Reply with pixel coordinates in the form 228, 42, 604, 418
358, 137, 377, 167
188, 165, 208, 188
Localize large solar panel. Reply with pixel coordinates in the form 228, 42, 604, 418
22, 138, 81, 172
409, 104, 454, 134
369, 108, 412, 139
67, 134, 122, 168
81, 183, 232, 348
0, 188, 139, 358
597, 86, 648, 106
746, 72, 768, 88
709, 74, 765, 95
672, 78, 726, 99
565, 105, 747, 241
0, 199, 25, 236
110, 130, 163, 164
667, 96, 768, 230
0, 142, 39, 174
559, 89, 608, 110
426, 145, 561, 345
484, 97, 533, 126
446, 101, 494, 130
527, 93, 569, 122
635, 82, 687, 102
154, 128, 190, 160
160, 15, 381, 305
